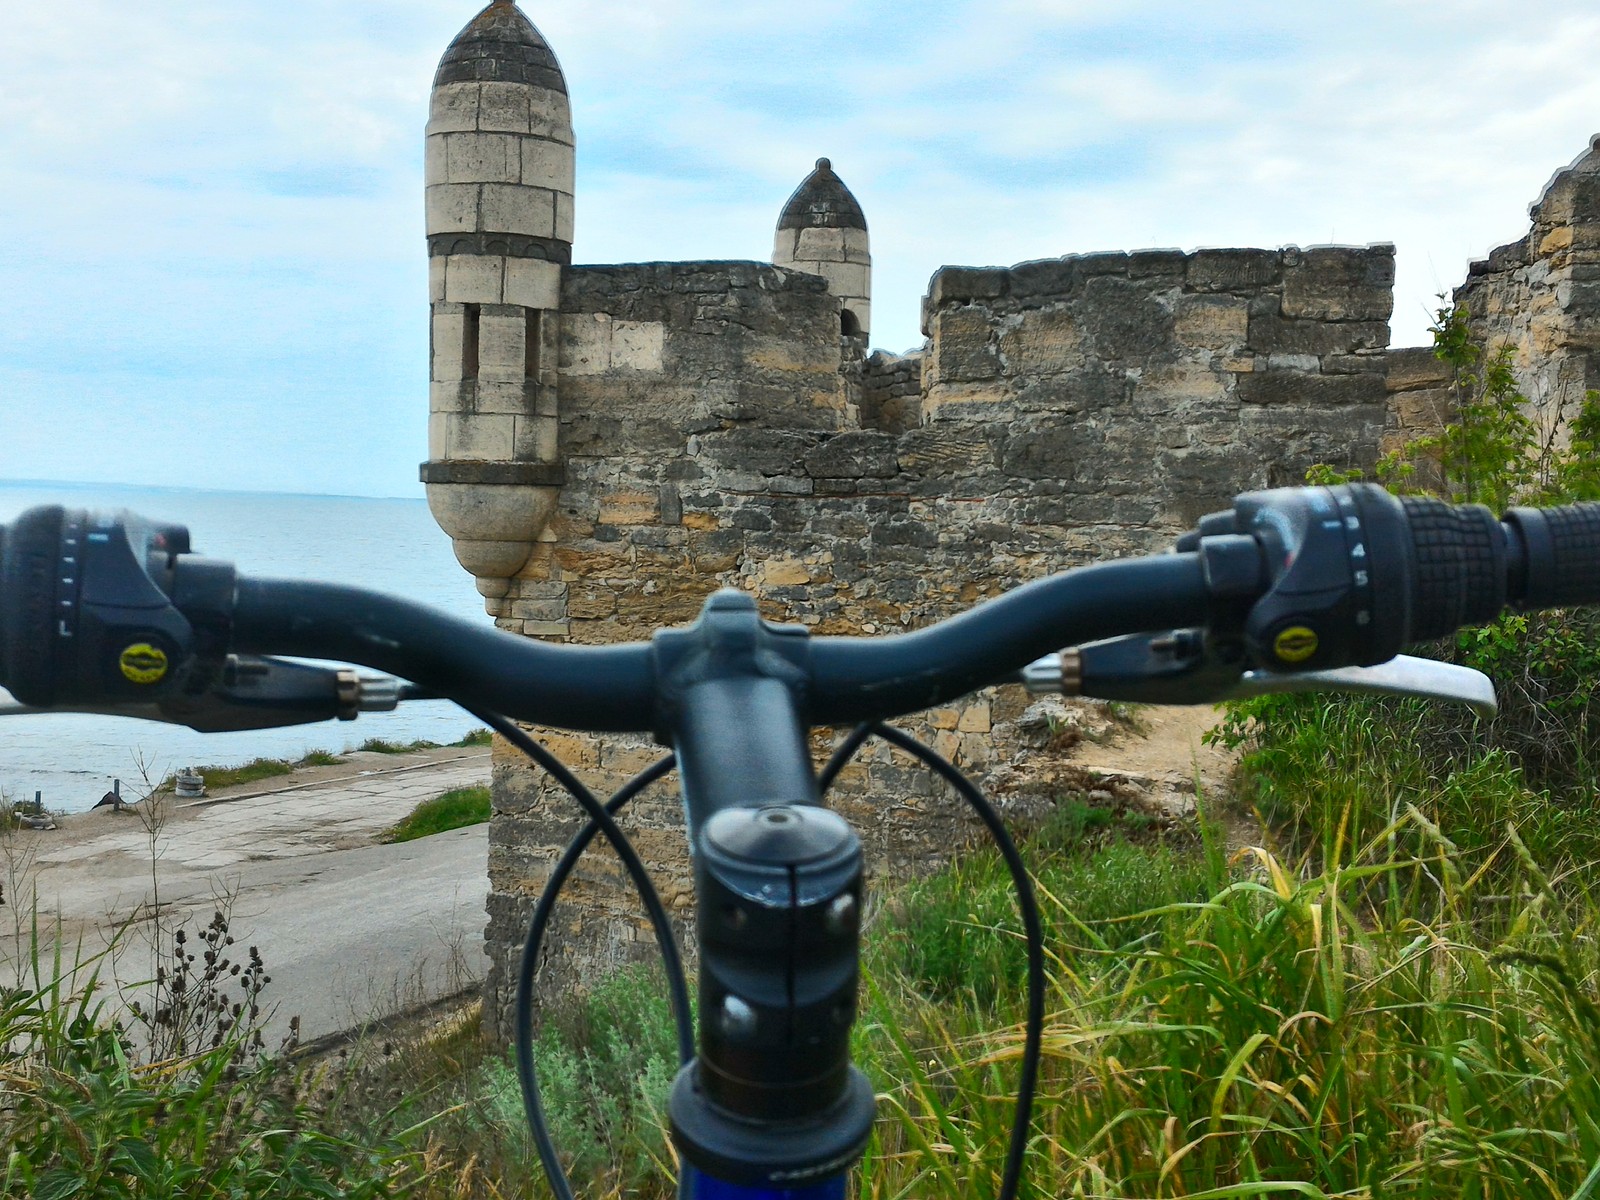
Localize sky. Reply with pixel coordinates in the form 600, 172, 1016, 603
3, 1, 1600, 498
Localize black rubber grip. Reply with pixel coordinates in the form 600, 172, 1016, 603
1504, 503, 1600, 608
1397, 496, 1506, 641
0, 506, 69, 704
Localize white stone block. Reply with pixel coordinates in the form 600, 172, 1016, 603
841, 227, 871, 265
447, 413, 516, 459
521, 138, 576, 192
773, 229, 799, 264
515, 414, 560, 461
444, 255, 506, 304
427, 83, 480, 135
794, 226, 848, 263
504, 258, 561, 309
446, 132, 520, 184
560, 313, 612, 375
428, 257, 446, 302
554, 191, 574, 243
430, 379, 471, 415
478, 311, 526, 383
477, 82, 530, 133
821, 262, 870, 301
428, 411, 450, 458
480, 184, 555, 238
432, 311, 466, 381
528, 92, 574, 143
475, 379, 529, 415
424, 134, 449, 185
611, 321, 666, 372
426, 184, 479, 235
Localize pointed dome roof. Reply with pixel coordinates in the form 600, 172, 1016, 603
435, 1, 567, 94
778, 158, 867, 232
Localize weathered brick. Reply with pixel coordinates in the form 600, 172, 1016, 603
1236, 370, 1386, 407
804, 430, 899, 478
1186, 249, 1281, 293
1281, 247, 1395, 321
929, 266, 1008, 307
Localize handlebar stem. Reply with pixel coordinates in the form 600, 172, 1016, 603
652, 590, 819, 824
655, 591, 875, 1190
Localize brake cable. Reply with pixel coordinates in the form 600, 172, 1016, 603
507, 713, 1043, 1200
475, 710, 693, 1200
864, 724, 1045, 1200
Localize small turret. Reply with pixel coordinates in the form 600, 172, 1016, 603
773, 158, 871, 337
422, 0, 573, 604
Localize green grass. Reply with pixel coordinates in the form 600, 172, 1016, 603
167, 747, 349, 792
0, 911, 412, 1200
160, 731, 489, 796
870, 799, 1211, 1007
857, 820, 1600, 1198
357, 730, 492, 754
25, 691, 1600, 1200
357, 737, 442, 755
380, 786, 492, 843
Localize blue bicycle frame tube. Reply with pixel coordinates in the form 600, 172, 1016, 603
687, 1167, 846, 1200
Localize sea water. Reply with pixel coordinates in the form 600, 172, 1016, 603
0, 482, 493, 812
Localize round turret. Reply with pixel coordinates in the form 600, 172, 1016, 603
773, 158, 871, 337
422, 1, 574, 603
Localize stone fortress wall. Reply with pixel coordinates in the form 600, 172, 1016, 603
1455, 137, 1600, 439
417, 5, 1600, 1041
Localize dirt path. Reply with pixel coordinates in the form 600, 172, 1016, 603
1068, 703, 1235, 815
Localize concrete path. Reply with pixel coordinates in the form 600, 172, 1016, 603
0, 748, 492, 1046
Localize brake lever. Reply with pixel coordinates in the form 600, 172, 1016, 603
1017, 630, 1497, 718
1226, 657, 1497, 718
0, 656, 405, 732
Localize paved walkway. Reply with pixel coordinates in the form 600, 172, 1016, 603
1, 749, 492, 1045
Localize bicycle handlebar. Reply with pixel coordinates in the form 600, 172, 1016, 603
5, 484, 1600, 730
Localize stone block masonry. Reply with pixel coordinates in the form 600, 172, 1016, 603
418, 10, 1600, 1047
921, 245, 1394, 529
475, 243, 1405, 1043
1456, 137, 1600, 443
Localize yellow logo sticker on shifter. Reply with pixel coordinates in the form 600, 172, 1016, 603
119, 643, 169, 685
1273, 626, 1319, 665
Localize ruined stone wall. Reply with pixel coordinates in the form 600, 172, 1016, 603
920, 246, 1395, 538
479, 246, 1399, 1042
1456, 141, 1600, 437
860, 349, 923, 433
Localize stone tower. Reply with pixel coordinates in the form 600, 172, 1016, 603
421, 0, 573, 605
773, 158, 872, 337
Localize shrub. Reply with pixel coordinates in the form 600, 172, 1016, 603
381, 786, 491, 843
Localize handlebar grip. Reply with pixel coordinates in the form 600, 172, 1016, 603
1395, 495, 1506, 642
0, 505, 66, 703
1504, 502, 1600, 609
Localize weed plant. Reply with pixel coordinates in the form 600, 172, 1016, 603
328, 966, 681, 1199
0, 916, 415, 1199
